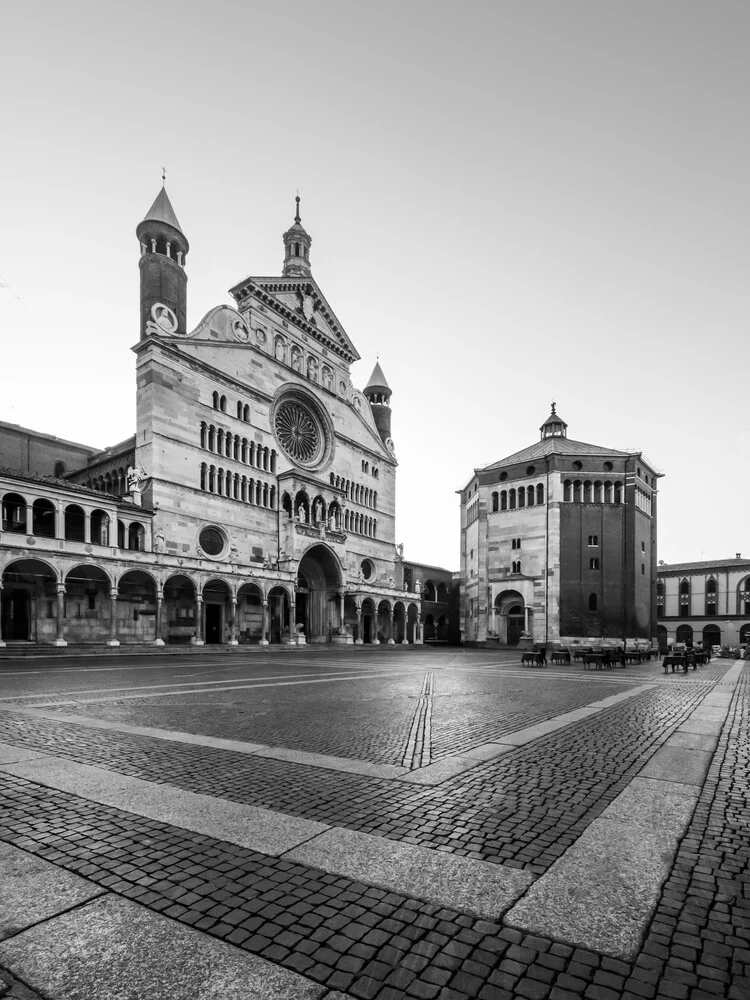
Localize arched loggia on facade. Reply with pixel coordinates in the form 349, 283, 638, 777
393, 601, 407, 644
0, 559, 59, 644
296, 544, 343, 642
360, 597, 377, 644
268, 585, 291, 644
377, 599, 395, 644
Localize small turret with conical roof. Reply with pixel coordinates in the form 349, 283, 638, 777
136, 180, 189, 339
364, 360, 392, 444
282, 196, 312, 277
540, 402, 568, 440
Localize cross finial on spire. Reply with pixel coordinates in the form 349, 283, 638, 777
551, 401, 556, 414
162, 167, 166, 186
294, 192, 301, 224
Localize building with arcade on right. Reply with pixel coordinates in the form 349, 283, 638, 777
656, 555, 750, 650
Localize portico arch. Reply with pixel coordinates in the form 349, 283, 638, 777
296, 544, 343, 643
1, 558, 59, 643
164, 574, 197, 644
237, 581, 264, 643
64, 564, 112, 644
117, 570, 158, 644
361, 597, 376, 644
202, 578, 232, 645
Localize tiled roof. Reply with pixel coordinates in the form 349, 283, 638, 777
0, 466, 144, 508
479, 436, 633, 471
657, 558, 750, 574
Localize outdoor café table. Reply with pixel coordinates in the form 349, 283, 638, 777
584, 652, 610, 670
623, 650, 642, 664
572, 648, 592, 663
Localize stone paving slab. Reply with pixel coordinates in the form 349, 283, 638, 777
638, 744, 713, 785
666, 728, 718, 751
0, 894, 326, 1000
0, 841, 104, 940
284, 825, 534, 918
396, 754, 487, 784
506, 775, 698, 959
0, 745, 41, 766
0, 756, 329, 855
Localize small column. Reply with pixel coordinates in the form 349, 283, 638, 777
25, 504, 33, 535
387, 607, 396, 644
54, 583, 67, 646
192, 595, 205, 645
107, 589, 120, 647
338, 592, 345, 627
154, 594, 165, 646
229, 596, 238, 645
525, 606, 531, 634
289, 602, 296, 644
355, 604, 363, 645
0, 584, 4, 646
83, 512, 91, 544
55, 505, 65, 540
260, 600, 269, 645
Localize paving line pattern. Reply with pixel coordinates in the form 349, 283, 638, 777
401, 671, 434, 770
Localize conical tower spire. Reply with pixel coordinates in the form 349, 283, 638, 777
136, 183, 189, 339
282, 195, 312, 277
364, 359, 392, 445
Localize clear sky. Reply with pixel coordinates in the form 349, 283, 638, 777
1, 1, 748, 570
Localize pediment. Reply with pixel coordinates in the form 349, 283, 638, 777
228, 275, 360, 364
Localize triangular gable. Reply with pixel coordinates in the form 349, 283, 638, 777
228, 275, 360, 365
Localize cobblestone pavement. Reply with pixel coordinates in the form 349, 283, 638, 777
0, 647, 746, 999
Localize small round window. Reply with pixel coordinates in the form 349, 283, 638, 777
199, 526, 225, 556
603, 461, 613, 472
499, 472, 508, 482
361, 559, 374, 581
526, 465, 536, 476
572, 461, 583, 471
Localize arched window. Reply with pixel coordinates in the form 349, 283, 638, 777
573, 480, 582, 502
233, 437, 239, 460
614, 481, 623, 503
200, 463, 207, 491
705, 578, 717, 616
536, 483, 544, 505
518, 488, 525, 508
500, 490, 507, 511
589, 593, 598, 611
583, 480, 592, 503
220, 395, 227, 412
225, 432, 232, 458
208, 466, 216, 492
509, 488, 516, 509
200, 422, 207, 448
54, 461, 66, 478
563, 479, 571, 502
492, 491, 498, 512
241, 438, 248, 463
212, 391, 219, 409
2, 493, 27, 533
241, 476, 248, 502
32, 498, 56, 538
593, 481, 603, 503
604, 481, 613, 503
679, 579, 690, 613
527, 486, 534, 506
217, 467, 224, 496
208, 425, 215, 451
128, 522, 144, 551
217, 429, 224, 454
742, 578, 750, 614
243, 405, 250, 422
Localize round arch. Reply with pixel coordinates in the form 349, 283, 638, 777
393, 600, 407, 644
1, 558, 59, 643
116, 570, 158, 644
63, 565, 113, 644
702, 623, 721, 650
360, 597, 377, 644
202, 578, 232, 645
237, 581, 264, 644
739, 623, 750, 646
268, 584, 291, 644
675, 624, 694, 645
377, 598, 393, 644
493, 589, 525, 646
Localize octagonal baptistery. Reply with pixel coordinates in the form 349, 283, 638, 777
128, 188, 405, 644
459, 405, 662, 648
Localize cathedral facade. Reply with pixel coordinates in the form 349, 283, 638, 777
459, 407, 660, 647
0, 189, 422, 647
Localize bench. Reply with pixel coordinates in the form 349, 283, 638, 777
551, 650, 571, 664
521, 650, 547, 667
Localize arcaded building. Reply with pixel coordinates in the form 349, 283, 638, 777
459, 407, 661, 647
0, 188, 422, 647
656, 555, 750, 650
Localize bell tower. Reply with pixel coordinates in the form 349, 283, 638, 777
282, 196, 312, 277
136, 183, 189, 339
364, 360, 392, 445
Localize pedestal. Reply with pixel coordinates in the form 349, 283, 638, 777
153, 638, 165, 646
52, 639, 68, 647
106, 640, 120, 647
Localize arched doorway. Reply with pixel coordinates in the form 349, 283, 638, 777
740, 623, 750, 645
493, 590, 525, 646
656, 624, 668, 650
1, 559, 57, 642
702, 624, 721, 650
377, 600, 392, 643
675, 624, 694, 646
393, 601, 407, 644
296, 544, 342, 643
202, 579, 231, 645
407, 602, 419, 644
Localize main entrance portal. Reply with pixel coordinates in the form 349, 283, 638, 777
296, 544, 342, 643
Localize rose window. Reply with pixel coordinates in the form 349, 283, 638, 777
274, 400, 323, 465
